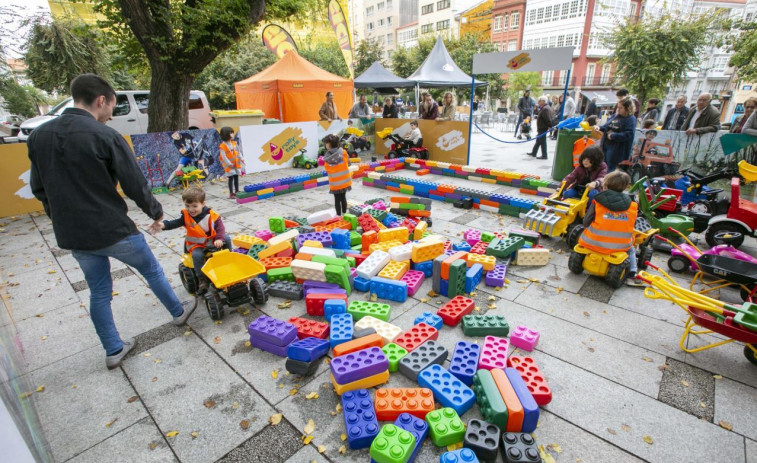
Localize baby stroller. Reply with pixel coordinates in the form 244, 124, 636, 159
518, 117, 532, 140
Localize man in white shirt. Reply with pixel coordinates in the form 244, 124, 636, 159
682, 93, 721, 135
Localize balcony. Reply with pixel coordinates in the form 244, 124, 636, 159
582, 76, 613, 87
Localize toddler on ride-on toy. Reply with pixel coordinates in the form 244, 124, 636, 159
562, 145, 607, 203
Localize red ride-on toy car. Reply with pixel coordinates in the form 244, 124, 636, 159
705, 160, 757, 248
382, 132, 429, 160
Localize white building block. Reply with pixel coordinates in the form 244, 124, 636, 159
388, 243, 413, 262
307, 209, 337, 225
516, 248, 550, 266
291, 259, 327, 281
356, 250, 391, 279
354, 316, 402, 344
267, 229, 299, 247
298, 246, 337, 257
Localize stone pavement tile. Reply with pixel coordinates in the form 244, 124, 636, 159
216, 422, 302, 463
608, 285, 683, 324
431, 219, 470, 241
67, 417, 178, 463
2, 266, 79, 321
682, 334, 757, 388
715, 377, 757, 441
658, 358, 715, 421
538, 353, 746, 463
30, 346, 148, 462
450, 212, 481, 225
0, 239, 57, 276
284, 444, 330, 462
577, 276, 616, 303
515, 284, 686, 360
465, 213, 513, 233
747, 438, 757, 463
229, 211, 276, 231
16, 302, 100, 372
474, 276, 532, 302
423, 205, 469, 221
509, 262, 589, 293
129, 322, 189, 358
536, 410, 645, 463
122, 335, 275, 463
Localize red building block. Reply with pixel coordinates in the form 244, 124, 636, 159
374, 387, 435, 421
437, 296, 475, 326
362, 230, 378, 253
394, 323, 439, 352
443, 241, 452, 252
259, 256, 293, 270
469, 241, 489, 255
305, 293, 348, 316
507, 356, 552, 406
358, 214, 380, 233
287, 317, 329, 340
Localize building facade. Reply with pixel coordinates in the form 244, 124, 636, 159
490, 0, 525, 52
459, 0, 494, 38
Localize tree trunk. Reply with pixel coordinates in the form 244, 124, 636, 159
146, 59, 194, 133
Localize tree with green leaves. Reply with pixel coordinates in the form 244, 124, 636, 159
299, 40, 351, 79
605, 12, 715, 105
504, 72, 542, 102
390, 46, 414, 78
354, 38, 385, 76
727, 19, 757, 82
0, 77, 46, 117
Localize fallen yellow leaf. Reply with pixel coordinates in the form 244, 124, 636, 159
214, 320, 223, 325
35, 386, 45, 393
184, 330, 192, 336
681, 380, 690, 387
306, 392, 319, 400
621, 424, 631, 432
302, 435, 314, 445
47, 270, 56, 274
232, 402, 239, 409
642, 435, 654, 445
105, 418, 117, 428
244, 340, 251, 347
317, 445, 326, 453
370, 293, 378, 302
112, 291, 119, 296
191, 431, 199, 438
607, 428, 616, 435
213, 336, 222, 344
271, 369, 279, 379
713, 374, 722, 380
290, 388, 298, 396
240, 420, 250, 430
547, 443, 563, 453
718, 420, 733, 431
270, 414, 283, 425
143, 353, 151, 357
338, 445, 347, 454
204, 400, 216, 409
304, 419, 315, 435
40, 336, 47, 341
340, 433, 347, 441
420, 297, 430, 303
165, 431, 179, 438
642, 357, 653, 362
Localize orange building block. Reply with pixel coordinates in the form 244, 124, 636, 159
408, 210, 431, 218
374, 388, 435, 421
390, 197, 410, 203
377, 260, 409, 280
467, 253, 496, 271
438, 184, 455, 194
362, 230, 378, 253
332, 333, 384, 357
257, 240, 292, 260
294, 252, 313, 261
411, 240, 444, 263
283, 219, 300, 228
416, 169, 430, 176
491, 368, 524, 432
259, 256, 292, 270
441, 251, 469, 280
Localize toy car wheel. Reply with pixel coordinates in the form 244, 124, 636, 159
305, 163, 312, 170
387, 151, 396, 159
638, 245, 654, 271
629, 165, 646, 184
744, 344, 757, 366
178, 263, 198, 294
605, 261, 629, 288
366, 141, 372, 149
667, 255, 689, 273
566, 225, 584, 248
249, 278, 268, 305
568, 251, 585, 274
205, 289, 224, 320
688, 200, 711, 214
705, 222, 746, 248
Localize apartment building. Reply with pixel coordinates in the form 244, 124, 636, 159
417, 0, 482, 40
490, 0, 525, 52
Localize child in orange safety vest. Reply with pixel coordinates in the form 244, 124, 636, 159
322, 134, 352, 216
219, 126, 245, 199
579, 170, 642, 286
156, 186, 230, 293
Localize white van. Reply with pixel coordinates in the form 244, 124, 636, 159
18, 90, 213, 142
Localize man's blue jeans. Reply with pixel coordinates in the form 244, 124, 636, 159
72, 233, 184, 355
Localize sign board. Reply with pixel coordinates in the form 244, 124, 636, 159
472, 47, 575, 74
239, 122, 319, 173
374, 119, 469, 165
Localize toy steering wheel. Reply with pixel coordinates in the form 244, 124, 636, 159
712, 231, 743, 246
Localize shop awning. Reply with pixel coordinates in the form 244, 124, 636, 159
581, 90, 618, 106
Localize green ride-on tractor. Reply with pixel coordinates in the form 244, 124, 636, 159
630, 176, 694, 251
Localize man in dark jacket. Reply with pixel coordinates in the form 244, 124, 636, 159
662, 95, 690, 130
682, 92, 721, 135
382, 97, 398, 118
526, 96, 553, 159
27, 74, 195, 370
515, 89, 536, 138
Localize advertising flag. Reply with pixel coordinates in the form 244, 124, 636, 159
262, 24, 299, 59
328, 0, 354, 79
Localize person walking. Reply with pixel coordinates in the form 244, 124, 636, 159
526, 96, 553, 159
515, 89, 536, 139
27, 74, 195, 370
594, 96, 637, 172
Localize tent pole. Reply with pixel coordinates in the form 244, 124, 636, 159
277, 92, 283, 121
466, 75, 474, 165
558, 69, 571, 120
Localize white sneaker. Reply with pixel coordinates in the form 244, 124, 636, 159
105, 339, 136, 370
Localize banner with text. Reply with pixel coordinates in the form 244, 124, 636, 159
239, 122, 319, 173
374, 119, 469, 165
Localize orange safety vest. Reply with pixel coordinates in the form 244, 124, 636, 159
579, 201, 638, 254
183, 209, 220, 252
572, 137, 596, 168
219, 141, 242, 173
324, 149, 352, 192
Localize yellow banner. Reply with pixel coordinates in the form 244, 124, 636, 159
328, 0, 354, 79
262, 24, 299, 59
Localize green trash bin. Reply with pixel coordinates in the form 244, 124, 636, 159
552, 130, 592, 181
263, 118, 281, 124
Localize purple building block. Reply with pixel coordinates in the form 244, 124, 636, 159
330, 346, 388, 384
448, 341, 481, 386
342, 389, 380, 449
255, 230, 274, 241
302, 281, 340, 293
401, 270, 425, 297
249, 336, 291, 357
248, 315, 297, 346
296, 231, 333, 248
485, 264, 507, 287
509, 325, 540, 351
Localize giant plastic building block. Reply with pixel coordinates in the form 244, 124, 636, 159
485, 237, 525, 259
401, 270, 424, 297
485, 264, 507, 287
413, 221, 428, 241
463, 229, 482, 246
331, 369, 389, 395
362, 230, 378, 252
463, 419, 500, 462
259, 256, 293, 271
490, 369, 524, 433
418, 365, 476, 416
330, 313, 353, 348
411, 240, 444, 263
306, 292, 347, 316
356, 250, 391, 279
378, 260, 410, 280
307, 209, 336, 225
331, 229, 352, 250
348, 300, 391, 322
268, 229, 299, 247
394, 323, 439, 352
287, 337, 330, 362
370, 277, 409, 303
441, 251, 469, 280
355, 316, 402, 344
382, 342, 409, 372
325, 264, 352, 294
509, 325, 540, 351
413, 311, 443, 331
287, 317, 329, 340
379, 227, 409, 243
266, 280, 303, 300
412, 259, 433, 277
285, 357, 323, 376
507, 356, 551, 406
353, 326, 376, 338
370, 240, 404, 253
353, 276, 371, 292
469, 241, 489, 255
324, 299, 347, 321
466, 253, 496, 271
425, 407, 466, 447
257, 240, 293, 261
359, 213, 381, 233
388, 243, 413, 262
501, 432, 541, 463
447, 260, 468, 298
515, 248, 550, 266
462, 315, 510, 337
255, 229, 274, 242
248, 335, 291, 357
374, 388, 435, 421
394, 413, 428, 463
332, 333, 384, 357
437, 296, 475, 327
248, 315, 297, 347
440, 449, 480, 463
331, 346, 389, 384
471, 369, 508, 430
478, 336, 510, 371
448, 341, 481, 386
291, 259, 327, 282
507, 227, 540, 245
504, 368, 539, 433
297, 231, 333, 248
465, 264, 483, 293
342, 389, 380, 449
398, 340, 448, 381
247, 243, 268, 260
267, 267, 296, 283
298, 246, 337, 258
370, 424, 416, 463
231, 234, 264, 249
453, 241, 472, 252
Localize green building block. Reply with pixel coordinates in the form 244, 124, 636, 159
447, 259, 467, 298
480, 232, 495, 243
485, 237, 525, 259
312, 255, 350, 272
381, 343, 409, 372
370, 424, 416, 463
247, 243, 268, 260
349, 231, 362, 246
506, 228, 540, 245
348, 300, 391, 321
269, 217, 285, 233
472, 369, 508, 430
351, 244, 362, 252
399, 203, 425, 210
273, 188, 288, 197
498, 204, 521, 217
235, 191, 256, 199
345, 256, 356, 268
267, 267, 295, 283
462, 314, 510, 337
324, 265, 351, 295
289, 183, 304, 193
399, 188, 414, 195
344, 214, 358, 231
425, 408, 465, 447
367, 208, 388, 222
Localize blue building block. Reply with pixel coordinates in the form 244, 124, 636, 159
287, 337, 330, 362
324, 299, 347, 321
453, 241, 472, 252
342, 389, 380, 449
353, 276, 371, 292
465, 264, 483, 294
448, 341, 481, 386
370, 277, 408, 303
331, 229, 352, 250
418, 364, 476, 416
330, 313, 353, 348
412, 260, 434, 278
504, 368, 539, 433
440, 279, 449, 297
414, 311, 444, 331
440, 448, 479, 463
395, 413, 429, 463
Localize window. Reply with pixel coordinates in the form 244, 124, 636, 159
503, 14, 509, 30
366, 6, 374, 16
694, 81, 703, 92
509, 39, 517, 51
570, 0, 579, 17
134, 93, 150, 113
600, 64, 611, 84
437, 0, 450, 10
527, 9, 536, 25
542, 70, 554, 86
545, 5, 552, 21
493, 15, 503, 32
712, 56, 728, 73
421, 23, 433, 33
536, 7, 544, 23
561, 2, 570, 18
113, 94, 131, 117
368, 22, 374, 31
422, 3, 433, 14
557, 35, 565, 47
630, 2, 637, 17
377, 2, 384, 10
387, 16, 392, 25
510, 12, 520, 29
541, 37, 548, 48
549, 36, 556, 47
437, 19, 450, 30
708, 80, 721, 93
387, 33, 394, 45
586, 63, 596, 84
378, 18, 384, 26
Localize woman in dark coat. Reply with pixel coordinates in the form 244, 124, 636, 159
595, 97, 637, 172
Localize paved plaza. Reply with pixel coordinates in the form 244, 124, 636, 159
2, 134, 756, 463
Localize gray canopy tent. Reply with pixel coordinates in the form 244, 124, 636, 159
354, 61, 415, 89
407, 36, 488, 89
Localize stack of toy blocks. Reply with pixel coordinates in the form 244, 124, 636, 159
507, 356, 552, 405
432, 251, 468, 298
247, 315, 297, 357
475, 367, 539, 434
389, 196, 432, 220
330, 345, 390, 394
285, 337, 329, 376
342, 389, 380, 449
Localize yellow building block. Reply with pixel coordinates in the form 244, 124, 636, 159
378, 227, 409, 243
516, 248, 550, 266
231, 234, 264, 250
377, 260, 409, 280
257, 187, 274, 195
257, 240, 292, 260
413, 221, 428, 241
411, 239, 444, 263
369, 240, 403, 253
302, 240, 323, 248
330, 370, 389, 395
374, 217, 387, 230
467, 253, 496, 271
426, 161, 438, 167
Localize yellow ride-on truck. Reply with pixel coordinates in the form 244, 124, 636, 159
523, 182, 591, 247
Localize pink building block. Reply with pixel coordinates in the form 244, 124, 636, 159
478, 335, 509, 370
350, 268, 357, 279
255, 230, 274, 241
372, 201, 388, 211
400, 269, 425, 296
463, 229, 482, 247
510, 325, 540, 351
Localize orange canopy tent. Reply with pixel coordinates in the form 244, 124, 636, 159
234, 52, 354, 123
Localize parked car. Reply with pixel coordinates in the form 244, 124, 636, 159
1, 115, 24, 135
18, 90, 213, 142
